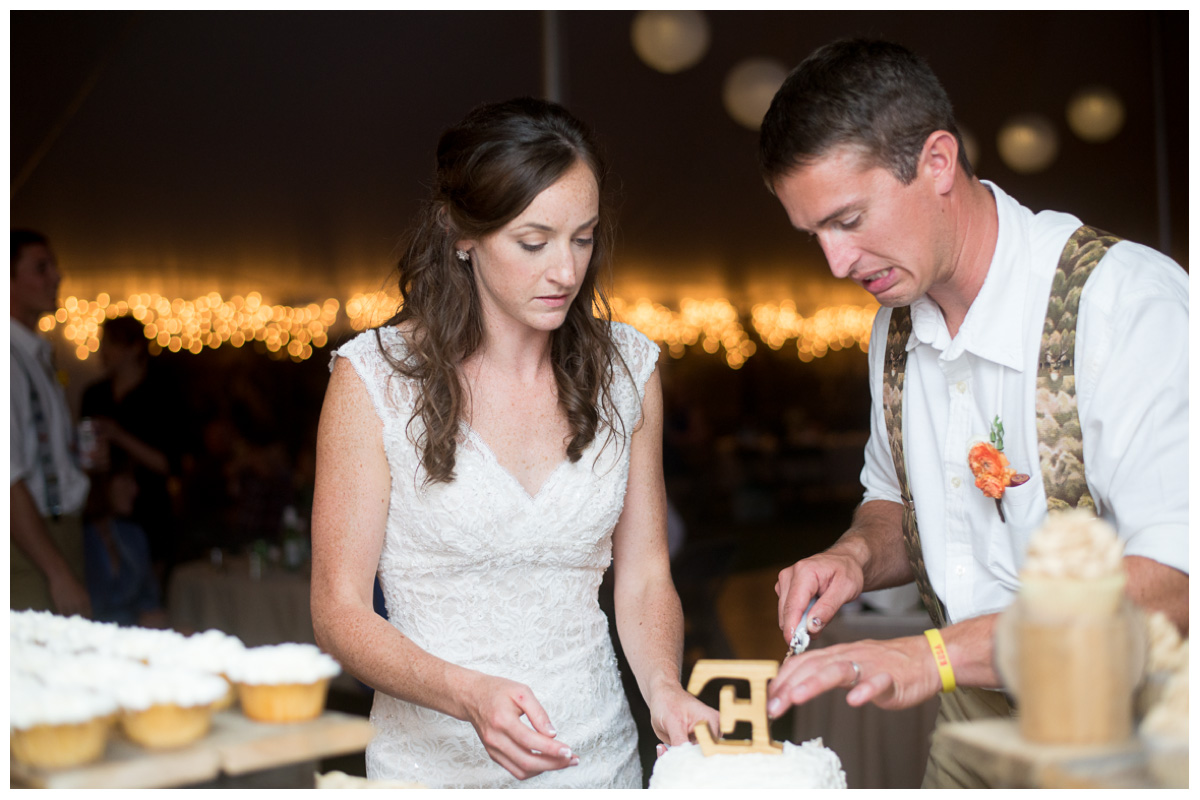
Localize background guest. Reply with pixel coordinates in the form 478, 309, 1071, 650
83, 455, 168, 628
82, 315, 182, 594
10, 229, 91, 616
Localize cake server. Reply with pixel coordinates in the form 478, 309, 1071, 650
787, 596, 819, 657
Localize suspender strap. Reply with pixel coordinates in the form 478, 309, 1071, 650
11, 344, 65, 519
882, 224, 1117, 629
1035, 225, 1119, 512
883, 306, 948, 628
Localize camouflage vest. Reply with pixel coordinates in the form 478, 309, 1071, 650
884, 226, 1119, 628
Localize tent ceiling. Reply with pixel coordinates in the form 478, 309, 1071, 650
11, 11, 1189, 307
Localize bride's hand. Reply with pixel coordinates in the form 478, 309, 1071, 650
646, 680, 720, 751
460, 673, 578, 780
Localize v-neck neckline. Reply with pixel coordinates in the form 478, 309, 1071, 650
459, 421, 572, 502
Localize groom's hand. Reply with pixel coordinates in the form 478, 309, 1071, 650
767, 634, 940, 718
775, 548, 865, 648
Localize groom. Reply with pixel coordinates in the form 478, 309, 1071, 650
755, 38, 1188, 787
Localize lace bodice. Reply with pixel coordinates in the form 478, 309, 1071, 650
330, 321, 659, 789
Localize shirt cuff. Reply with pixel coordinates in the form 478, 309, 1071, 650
861, 488, 903, 506
1122, 524, 1189, 575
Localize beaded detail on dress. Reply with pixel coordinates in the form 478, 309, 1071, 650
329, 321, 658, 789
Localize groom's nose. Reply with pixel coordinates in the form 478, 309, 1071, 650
818, 235, 856, 279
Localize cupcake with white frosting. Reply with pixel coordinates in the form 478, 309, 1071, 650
1139, 667, 1188, 788
105, 625, 188, 664
1018, 509, 1126, 619
1136, 612, 1188, 719
147, 629, 246, 710
225, 643, 342, 723
10, 676, 118, 768
44, 617, 123, 656
9, 608, 53, 644
10, 609, 84, 647
10, 640, 63, 680
32, 652, 149, 692
1144, 612, 1188, 674
9, 608, 44, 643
112, 665, 229, 749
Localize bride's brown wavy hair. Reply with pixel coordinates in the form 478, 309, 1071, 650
377, 97, 628, 484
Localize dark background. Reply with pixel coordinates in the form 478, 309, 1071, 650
12, 11, 1188, 296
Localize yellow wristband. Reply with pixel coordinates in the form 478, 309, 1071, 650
924, 629, 956, 694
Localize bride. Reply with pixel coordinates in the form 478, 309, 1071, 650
310, 97, 717, 788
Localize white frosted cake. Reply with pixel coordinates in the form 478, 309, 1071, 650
649, 739, 846, 790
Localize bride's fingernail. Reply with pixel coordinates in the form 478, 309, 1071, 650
767, 698, 781, 717
547, 727, 557, 736
570, 757, 580, 766
810, 617, 823, 629
559, 747, 572, 758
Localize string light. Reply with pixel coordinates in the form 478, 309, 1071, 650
750, 301, 878, 363
39, 292, 339, 362
38, 291, 877, 368
611, 297, 757, 368
345, 291, 401, 331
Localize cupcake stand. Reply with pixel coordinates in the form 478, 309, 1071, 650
929, 598, 1186, 789
10, 710, 373, 789
934, 718, 1156, 788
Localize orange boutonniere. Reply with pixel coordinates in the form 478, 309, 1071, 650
968, 417, 1029, 522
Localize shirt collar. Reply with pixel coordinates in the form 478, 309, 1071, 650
10, 317, 52, 365
905, 181, 1027, 372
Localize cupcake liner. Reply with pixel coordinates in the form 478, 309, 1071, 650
10, 717, 112, 768
237, 679, 331, 723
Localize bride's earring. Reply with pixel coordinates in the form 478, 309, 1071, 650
456, 249, 470, 263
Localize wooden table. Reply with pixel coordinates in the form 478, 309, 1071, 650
11, 710, 374, 789
933, 718, 1166, 789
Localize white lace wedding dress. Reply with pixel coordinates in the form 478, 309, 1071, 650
330, 321, 658, 789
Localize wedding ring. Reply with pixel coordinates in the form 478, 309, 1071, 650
849, 660, 861, 687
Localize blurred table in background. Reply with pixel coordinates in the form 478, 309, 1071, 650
168, 555, 361, 695
168, 554, 314, 647
790, 609, 940, 789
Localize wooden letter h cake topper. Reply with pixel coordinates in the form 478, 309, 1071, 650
686, 659, 783, 755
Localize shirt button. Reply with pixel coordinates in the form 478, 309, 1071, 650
950, 477, 962, 488
956, 565, 966, 576
956, 381, 967, 394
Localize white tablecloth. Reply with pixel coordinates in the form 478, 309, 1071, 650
168, 555, 315, 647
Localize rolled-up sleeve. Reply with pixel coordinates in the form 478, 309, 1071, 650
1077, 243, 1189, 574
